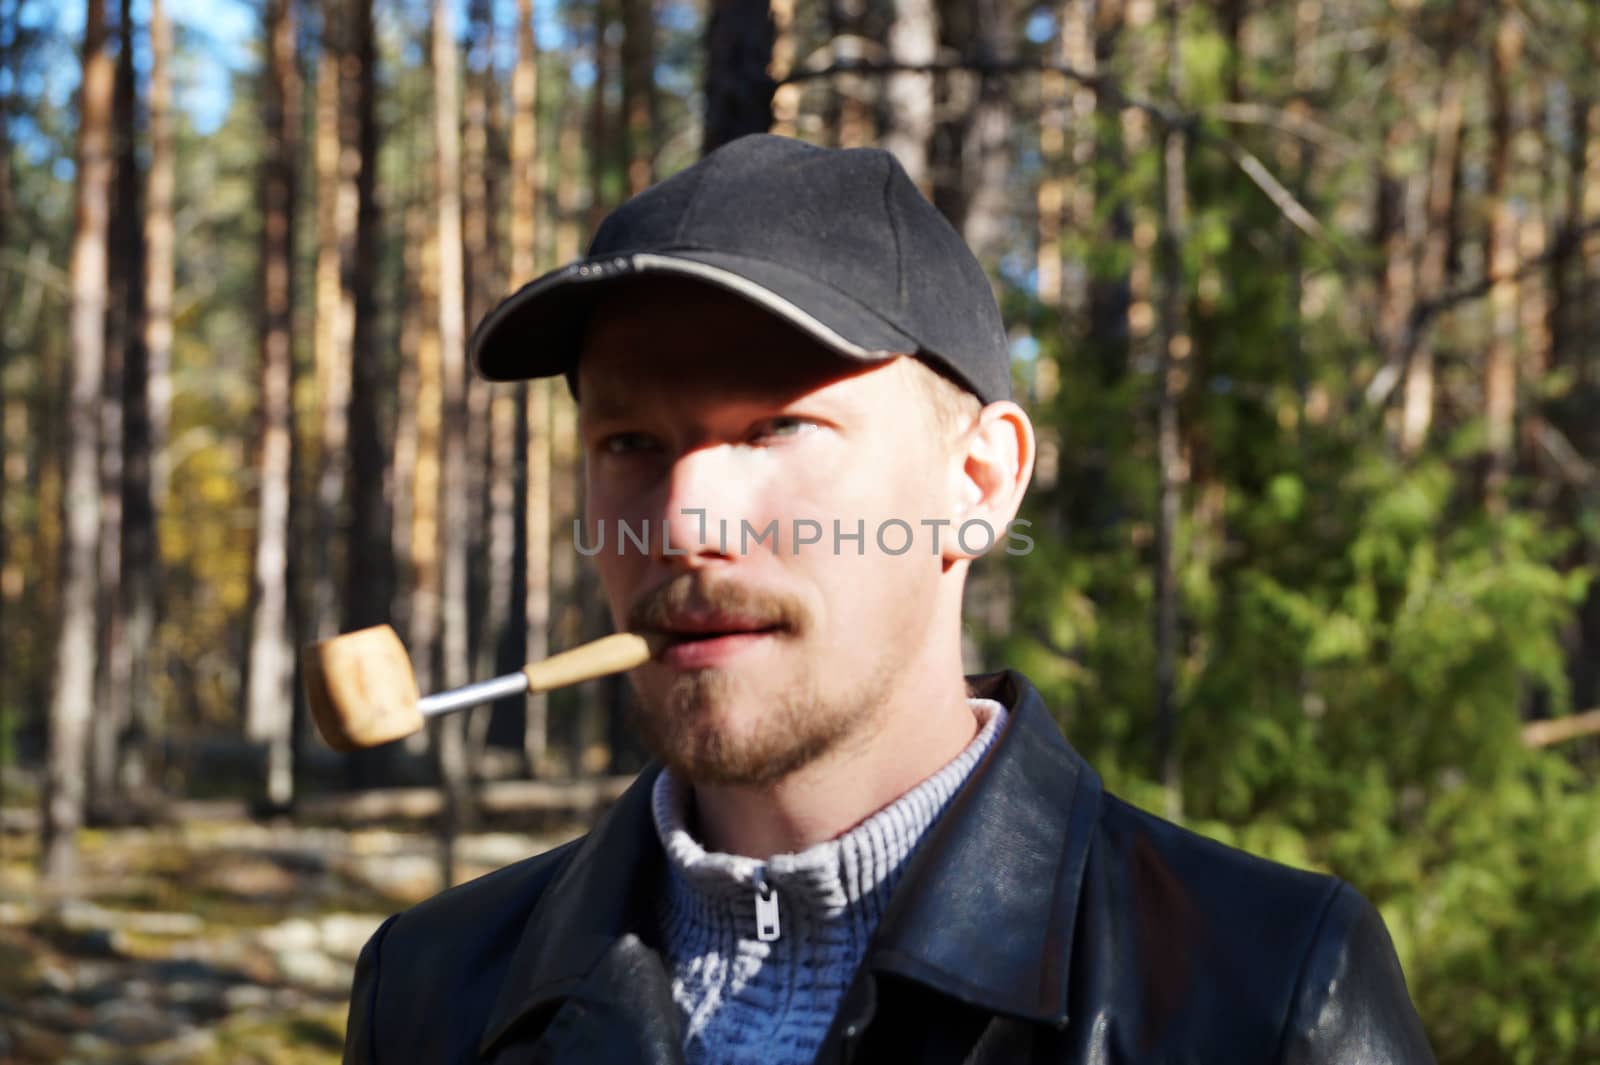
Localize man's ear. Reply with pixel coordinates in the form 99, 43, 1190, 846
943, 401, 1035, 562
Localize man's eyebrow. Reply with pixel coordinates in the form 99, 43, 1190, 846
577, 387, 637, 423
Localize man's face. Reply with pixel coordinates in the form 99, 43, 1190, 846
576, 280, 963, 788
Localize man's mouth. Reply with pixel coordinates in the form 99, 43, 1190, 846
652, 615, 785, 667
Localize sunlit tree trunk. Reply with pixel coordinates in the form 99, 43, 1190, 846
768, 0, 798, 137
462, 0, 494, 743
1034, 3, 1069, 312
393, 195, 425, 658
432, 0, 473, 883
1374, 34, 1419, 414
45, 0, 114, 883
510, 0, 552, 775
825, 0, 872, 148
245, 0, 302, 810
1401, 73, 1463, 456
704, 0, 776, 154
1484, 14, 1522, 511
883, 0, 935, 191
311, 0, 358, 652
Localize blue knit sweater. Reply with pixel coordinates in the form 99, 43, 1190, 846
650, 698, 1007, 1064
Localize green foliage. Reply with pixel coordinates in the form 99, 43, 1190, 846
991, 31, 1600, 1053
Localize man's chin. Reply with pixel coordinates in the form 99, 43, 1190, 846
627, 687, 847, 789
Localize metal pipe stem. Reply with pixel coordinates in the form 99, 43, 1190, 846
417, 672, 530, 719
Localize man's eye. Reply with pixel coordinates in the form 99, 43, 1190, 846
751, 417, 813, 441
600, 432, 658, 455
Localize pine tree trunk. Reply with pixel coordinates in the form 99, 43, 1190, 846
521, 380, 552, 775
432, 0, 474, 883
1374, 51, 1419, 413
91, 0, 140, 818
124, 0, 174, 797
1583, 101, 1600, 396
1034, 4, 1068, 311
45, 0, 115, 884
391, 197, 425, 653
768, 0, 799, 137
0, 0, 14, 781
1484, 15, 1521, 511
825, 0, 872, 147
1401, 73, 1463, 456
620, 0, 658, 194
1549, 92, 1587, 374
312, 0, 357, 649
884, 0, 936, 190
344, 0, 389, 636
245, 0, 302, 810
588, 0, 614, 229
961, 0, 1013, 265
510, 0, 552, 775
1153, 0, 1187, 815
557, 89, 584, 263
462, 0, 494, 727
1086, 0, 1129, 388
703, 0, 776, 154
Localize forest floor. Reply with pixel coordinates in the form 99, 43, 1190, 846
0, 817, 583, 1063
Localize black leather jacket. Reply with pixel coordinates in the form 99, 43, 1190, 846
342, 671, 1437, 1064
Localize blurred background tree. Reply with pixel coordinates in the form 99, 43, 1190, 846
1, 0, 1598, 1060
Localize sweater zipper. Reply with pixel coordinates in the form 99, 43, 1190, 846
752, 866, 781, 942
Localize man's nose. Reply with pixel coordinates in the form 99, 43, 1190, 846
653, 445, 745, 563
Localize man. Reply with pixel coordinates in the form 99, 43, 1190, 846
341, 134, 1435, 1064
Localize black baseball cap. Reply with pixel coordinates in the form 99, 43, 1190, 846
469, 133, 1011, 404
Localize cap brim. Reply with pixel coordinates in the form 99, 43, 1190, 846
470, 250, 922, 382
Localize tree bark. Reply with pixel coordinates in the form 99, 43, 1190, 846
1483, 15, 1521, 511
392, 196, 424, 653
960, 0, 1014, 265
91, 0, 140, 817
703, 0, 776, 155
588, 0, 614, 229
463, 0, 495, 738
45, 0, 116, 884
245, 0, 302, 810
1085, 0, 1129, 388
1373, 67, 1419, 415
883, 0, 937, 190
0, 0, 14, 788
311, 0, 358, 650
1153, 0, 1188, 815
124, 0, 174, 798
619, 0, 658, 194
432, 0, 474, 883
343, 0, 389, 635
1548, 92, 1587, 375
510, 0, 552, 775
1401, 72, 1463, 456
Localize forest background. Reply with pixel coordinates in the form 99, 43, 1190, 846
2, 0, 1599, 1060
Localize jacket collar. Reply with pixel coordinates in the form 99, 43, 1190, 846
863, 671, 1102, 1028
479, 762, 673, 1056
479, 670, 1102, 1054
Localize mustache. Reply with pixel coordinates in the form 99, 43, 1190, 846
626, 573, 810, 634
